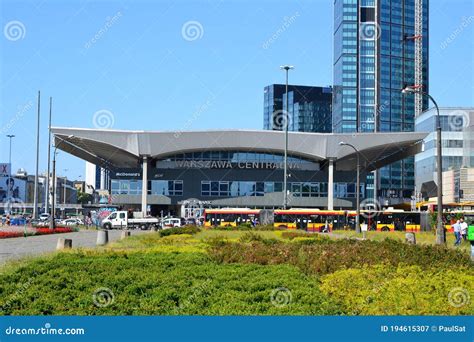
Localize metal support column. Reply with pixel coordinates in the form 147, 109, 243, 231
141, 156, 148, 216
328, 159, 335, 210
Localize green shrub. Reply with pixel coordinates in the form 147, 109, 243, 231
254, 224, 279, 231
159, 226, 201, 237
212, 225, 253, 231
320, 264, 474, 315
0, 252, 341, 315
208, 237, 473, 275
281, 231, 312, 240
238, 232, 279, 245
238, 232, 265, 243
281, 231, 317, 240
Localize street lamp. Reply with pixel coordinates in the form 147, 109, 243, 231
63, 169, 68, 206
6, 135, 15, 206
339, 142, 361, 234
280, 65, 294, 209
50, 135, 73, 229
402, 86, 445, 244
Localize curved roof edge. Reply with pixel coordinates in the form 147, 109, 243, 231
51, 127, 428, 171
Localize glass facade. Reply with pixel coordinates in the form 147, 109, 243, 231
333, 0, 429, 202
201, 180, 364, 198
111, 179, 365, 199
264, 84, 332, 133
111, 180, 183, 196
415, 108, 474, 191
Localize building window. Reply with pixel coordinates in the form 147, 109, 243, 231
200, 180, 362, 198
111, 179, 183, 196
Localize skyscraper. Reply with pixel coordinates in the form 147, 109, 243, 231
264, 84, 333, 133
332, 0, 429, 203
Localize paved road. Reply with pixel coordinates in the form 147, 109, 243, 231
0, 229, 148, 265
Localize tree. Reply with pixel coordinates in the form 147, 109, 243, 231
77, 191, 93, 205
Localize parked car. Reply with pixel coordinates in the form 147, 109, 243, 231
39, 213, 51, 221
60, 218, 83, 226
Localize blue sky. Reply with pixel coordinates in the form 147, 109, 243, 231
1, 0, 473, 181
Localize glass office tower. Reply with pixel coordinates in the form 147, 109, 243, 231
264, 85, 332, 133
415, 108, 474, 198
333, 0, 429, 203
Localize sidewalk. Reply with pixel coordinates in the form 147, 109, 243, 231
0, 229, 149, 265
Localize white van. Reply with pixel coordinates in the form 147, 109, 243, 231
161, 218, 182, 228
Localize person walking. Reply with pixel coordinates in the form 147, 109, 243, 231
453, 219, 462, 246
468, 223, 474, 261
460, 218, 468, 242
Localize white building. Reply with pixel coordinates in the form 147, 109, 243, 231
85, 161, 109, 193
415, 107, 474, 199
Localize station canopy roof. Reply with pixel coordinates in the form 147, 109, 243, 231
51, 127, 428, 172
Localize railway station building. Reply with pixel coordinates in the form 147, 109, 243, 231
51, 127, 427, 216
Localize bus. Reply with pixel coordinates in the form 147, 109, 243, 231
359, 210, 422, 232
203, 208, 260, 227
273, 209, 350, 232
202, 207, 474, 233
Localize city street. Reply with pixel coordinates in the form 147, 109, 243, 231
0, 229, 149, 265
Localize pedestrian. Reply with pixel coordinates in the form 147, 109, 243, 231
460, 218, 468, 242
468, 224, 474, 261
323, 219, 329, 233
452, 220, 462, 246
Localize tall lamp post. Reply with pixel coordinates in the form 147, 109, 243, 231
6, 135, 15, 207
45, 97, 53, 214
33, 91, 41, 219
339, 142, 361, 233
50, 135, 73, 229
402, 86, 445, 244
280, 65, 294, 209
63, 169, 68, 206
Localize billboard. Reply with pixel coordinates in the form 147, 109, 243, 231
0, 163, 11, 177
0, 177, 26, 203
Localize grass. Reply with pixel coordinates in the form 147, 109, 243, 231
0, 228, 472, 315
